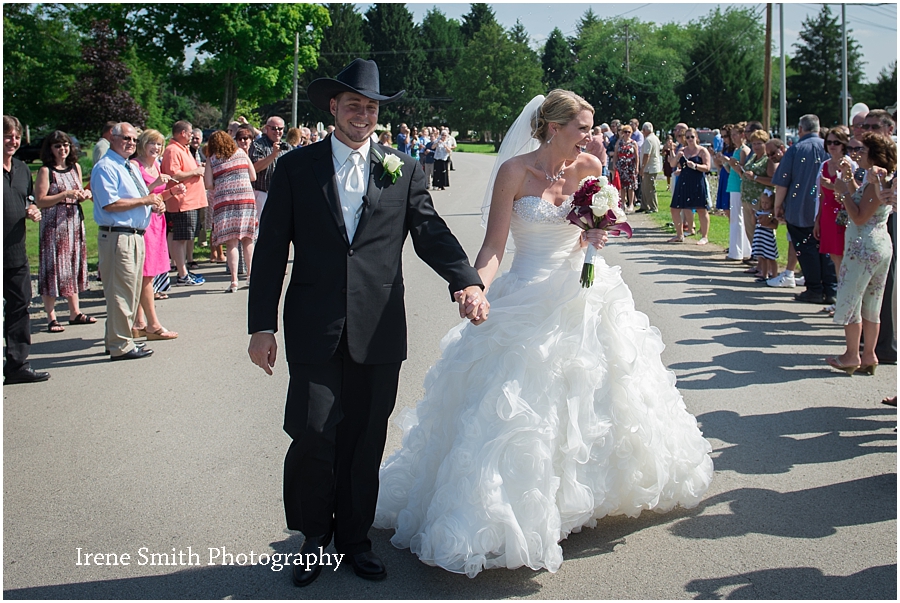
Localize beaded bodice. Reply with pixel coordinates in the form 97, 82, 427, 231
508, 195, 582, 282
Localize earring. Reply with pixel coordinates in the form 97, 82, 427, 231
547, 133, 555, 145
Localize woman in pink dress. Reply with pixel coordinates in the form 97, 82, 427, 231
131, 129, 185, 340
204, 131, 257, 292
35, 131, 94, 333
815, 125, 855, 307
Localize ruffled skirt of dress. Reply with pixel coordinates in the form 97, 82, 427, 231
374, 251, 713, 578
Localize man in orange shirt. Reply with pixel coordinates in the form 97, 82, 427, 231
161, 120, 207, 286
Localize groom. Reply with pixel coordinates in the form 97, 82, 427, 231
247, 58, 487, 586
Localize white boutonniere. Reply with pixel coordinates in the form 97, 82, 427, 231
372, 148, 403, 184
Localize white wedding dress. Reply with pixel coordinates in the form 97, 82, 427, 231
374, 194, 714, 578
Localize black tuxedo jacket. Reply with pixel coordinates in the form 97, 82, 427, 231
248, 134, 482, 365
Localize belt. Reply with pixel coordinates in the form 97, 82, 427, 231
99, 226, 145, 235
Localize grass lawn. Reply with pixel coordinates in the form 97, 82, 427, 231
642, 173, 791, 267
455, 142, 497, 154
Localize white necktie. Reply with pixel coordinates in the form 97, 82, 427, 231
347, 151, 365, 194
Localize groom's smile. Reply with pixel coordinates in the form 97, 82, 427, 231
331, 92, 379, 148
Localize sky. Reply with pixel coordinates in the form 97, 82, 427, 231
371, 1, 897, 83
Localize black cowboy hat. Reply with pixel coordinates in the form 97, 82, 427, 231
307, 58, 405, 112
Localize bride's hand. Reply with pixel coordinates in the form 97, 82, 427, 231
582, 229, 608, 250
455, 286, 489, 325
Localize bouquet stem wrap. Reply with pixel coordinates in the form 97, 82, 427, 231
581, 246, 597, 288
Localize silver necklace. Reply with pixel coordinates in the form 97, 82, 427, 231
537, 161, 565, 183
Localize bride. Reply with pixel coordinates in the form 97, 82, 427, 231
374, 90, 713, 578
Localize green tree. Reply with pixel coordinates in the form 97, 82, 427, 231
62, 20, 147, 138
674, 6, 766, 127
297, 3, 370, 127
787, 4, 865, 126
3, 4, 82, 130
857, 61, 897, 113
364, 3, 427, 125
460, 3, 497, 43
448, 22, 543, 147
419, 8, 464, 124
542, 27, 576, 91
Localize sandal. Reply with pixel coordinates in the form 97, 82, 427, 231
154, 292, 169, 300
696, 237, 709, 245
69, 313, 97, 325
132, 325, 147, 339
187, 261, 200, 270
145, 327, 178, 341
666, 236, 684, 243
47, 320, 65, 333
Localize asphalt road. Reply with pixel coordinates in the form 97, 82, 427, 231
3, 151, 896, 600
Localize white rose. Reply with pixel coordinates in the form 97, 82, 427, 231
382, 153, 402, 173
597, 176, 609, 187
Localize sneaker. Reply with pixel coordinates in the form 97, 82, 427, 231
795, 276, 805, 286
766, 272, 796, 288
175, 273, 204, 286
187, 271, 206, 284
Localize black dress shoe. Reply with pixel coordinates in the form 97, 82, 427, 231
822, 294, 837, 305
110, 347, 154, 361
4, 367, 50, 385
794, 290, 825, 304
292, 530, 334, 588
347, 550, 386, 581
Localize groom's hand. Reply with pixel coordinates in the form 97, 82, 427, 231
248, 332, 278, 375
455, 286, 489, 325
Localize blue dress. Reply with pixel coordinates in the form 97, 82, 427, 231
715, 165, 730, 210
671, 156, 709, 209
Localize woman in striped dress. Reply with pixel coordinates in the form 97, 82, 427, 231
34, 131, 93, 333
203, 131, 257, 292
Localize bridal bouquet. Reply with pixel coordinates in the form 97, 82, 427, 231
566, 175, 633, 287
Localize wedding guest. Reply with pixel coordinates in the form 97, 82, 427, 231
752, 191, 779, 280
662, 135, 676, 190
668, 128, 711, 244
773, 114, 833, 304
432, 131, 451, 190
827, 132, 896, 374
396, 123, 411, 154
204, 131, 257, 293
712, 123, 734, 217
379, 131, 393, 147
409, 127, 420, 160
585, 126, 609, 177
189, 129, 208, 250
422, 135, 435, 189
737, 129, 771, 268
615, 124, 640, 212
131, 129, 181, 341
722, 123, 752, 261
93, 121, 116, 165
3, 115, 50, 384
34, 131, 94, 333
286, 127, 302, 148
249, 116, 290, 220
814, 125, 854, 298
639, 122, 660, 213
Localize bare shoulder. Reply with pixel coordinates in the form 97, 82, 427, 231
569, 151, 604, 181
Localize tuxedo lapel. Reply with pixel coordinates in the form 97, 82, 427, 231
312, 136, 350, 246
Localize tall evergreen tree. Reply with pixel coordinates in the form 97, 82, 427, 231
674, 6, 765, 127
419, 8, 464, 124
460, 3, 497, 43
449, 22, 543, 147
542, 27, 576, 91
364, 3, 427, 125
297, 3, 370, 127
787, 4, 865, 126
863, 62, 898, 112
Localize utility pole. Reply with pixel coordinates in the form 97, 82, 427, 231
763, 4, 773, 132
841, 4, 849, 125
779, 3, 787, 140
625, 24, 630, 72
292, 31, 299, 128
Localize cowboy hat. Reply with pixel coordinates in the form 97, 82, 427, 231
307, 59, 405, 112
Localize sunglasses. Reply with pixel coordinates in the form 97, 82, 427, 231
685, 135, 696, 139
268, 126, 284, 131
237, 136, 252, 141
117, 136, 137, 143
826, 140, 843, 146
860, 124, 882, 130
766, 151, 781, 157
848, 146, 864, 152
52, 142, 71, 149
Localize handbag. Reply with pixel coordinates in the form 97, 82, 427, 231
835, 208, 849, 227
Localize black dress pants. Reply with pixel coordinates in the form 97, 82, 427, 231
875, 212, 897, 361
3, 262, 33, 375
283, 329, 402, 555
787, 222, 837, 297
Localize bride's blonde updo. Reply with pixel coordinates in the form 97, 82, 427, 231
532, 90, 594, 143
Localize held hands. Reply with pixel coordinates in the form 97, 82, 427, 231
149, 193, 166, 214
248, 332, 278, 375
455, 286, 489, 325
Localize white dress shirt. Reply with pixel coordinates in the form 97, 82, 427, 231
331, 136, 371, 242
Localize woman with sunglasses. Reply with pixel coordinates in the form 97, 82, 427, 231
34, 131, 94, 333
814, 126, 855, 307
828, 132, 896, 375
668, 128, 712, 243
614, 124, 640, 212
